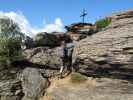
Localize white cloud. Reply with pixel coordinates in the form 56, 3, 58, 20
42, 18, 63, 33
0, 11, 64, 37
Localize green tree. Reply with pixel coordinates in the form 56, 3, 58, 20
0, 17, 24, 39
0, 17, 24, 67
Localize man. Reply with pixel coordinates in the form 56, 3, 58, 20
58, 41, 68, 78
66, 42, 75, 72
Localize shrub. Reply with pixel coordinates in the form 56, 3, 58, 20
0, 17, 24, 67
0, 37, 23, 67
95, 17, 112, 31
71, 72, 88, 83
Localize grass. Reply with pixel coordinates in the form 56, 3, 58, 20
95, 17, 112, 31
70, 72, 88, 83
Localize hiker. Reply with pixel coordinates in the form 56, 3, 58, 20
66, 42, 75, 72
58, 41, 68, 78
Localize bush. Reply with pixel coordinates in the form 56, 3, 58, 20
71, 72, 87, 83
0, 17, 24, 67
0, 37, 23, 67
95, 17, 112, 31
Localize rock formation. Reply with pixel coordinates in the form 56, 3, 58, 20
34, 32, 72, 47
0, 63, 50, 100
24, 47, 62, 77
0, 10, 133, 100
65, 23, 97, 41
0, 38, 68, 100
40, 10, 133, 100
21, 67, 49, 100
42, 76, 133, 100
0, 66, 23, 100
73, 10, 133, 79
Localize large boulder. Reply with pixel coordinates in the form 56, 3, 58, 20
34, 32, 72, 47
0, 55, 50, 100
21, 67, 49, 100
24, 47, 61, 68
73, 10, 133, 79
24, 47, 62, 77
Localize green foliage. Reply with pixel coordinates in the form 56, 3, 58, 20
0, 36, 23, 67
95, 18, 112, 31
0, 17, 24, 67
0, 17, 24, 39
71, 72, 88, 83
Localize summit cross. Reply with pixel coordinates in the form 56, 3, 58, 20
80, 9, 87, 23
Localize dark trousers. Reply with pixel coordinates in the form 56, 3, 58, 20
67, 56, 72, 71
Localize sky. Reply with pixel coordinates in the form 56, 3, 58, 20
0, 0, 133, 36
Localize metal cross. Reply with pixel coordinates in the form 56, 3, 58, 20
80, 9, 87, 23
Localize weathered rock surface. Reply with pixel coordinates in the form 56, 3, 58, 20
34, 32, 72, 47
21, 67, 49, 100
65, 23, 97, 41
0, 65, 49, 100
65, 23, 97, 34
73, 10, 133, 79
0, 67, 23, 100
24, 47, 61, 68
1, 10, 133, 100
24, 47, 61, 77
41, 76, 133, 100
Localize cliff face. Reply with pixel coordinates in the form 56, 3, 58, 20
40, 10, 133, 100
0, 46, 61, 100
73, 10, 133, 79
1, 10, 133, 100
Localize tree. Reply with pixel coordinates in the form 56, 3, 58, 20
0, 17, 24, 39
0, 17, 24, 67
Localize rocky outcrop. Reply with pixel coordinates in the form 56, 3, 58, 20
73, 10, 133, 79
0, 45, 64, 100
34, 32, 72, 47
65, 23, 97, 41
24, 47, 61, 68
0, 65, 49, 100
65, 23, 97, 34
42, 76, 133, 100
24, 47, 62, 77
1, 10, 133, 100
0, 67, 23, 100
67, 32, 87, 41
21, 68, 49, 100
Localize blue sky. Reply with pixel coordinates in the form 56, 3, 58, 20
0, 0, 133, 35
